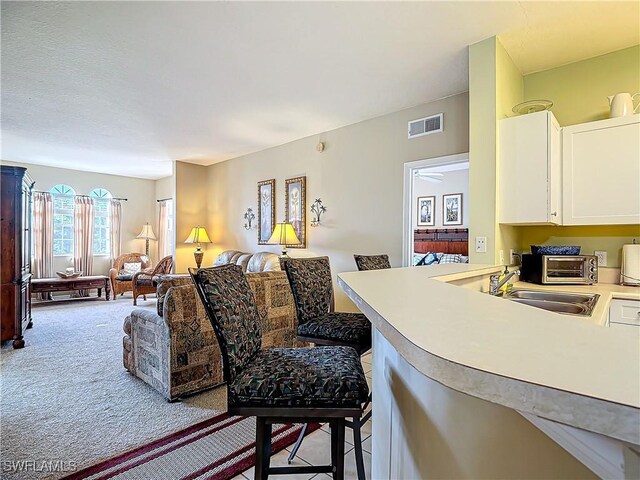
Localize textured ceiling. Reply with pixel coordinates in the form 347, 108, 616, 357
2, 1, 638, 179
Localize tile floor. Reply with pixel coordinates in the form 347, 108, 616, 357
233, 351, 373, 480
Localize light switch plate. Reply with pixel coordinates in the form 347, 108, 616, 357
594, 251, 607, 266
475, 237, 487, 253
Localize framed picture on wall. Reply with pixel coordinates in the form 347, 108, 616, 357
416, 196, 435, 226
257, 179, 275, 245
443, 193, 463, 226
284, 176, 306, 248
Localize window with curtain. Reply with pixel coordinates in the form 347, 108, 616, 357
51, 184, 75, 256
90, 188, 112, 256
165, 199, 174, 256
157, 199, 174, 259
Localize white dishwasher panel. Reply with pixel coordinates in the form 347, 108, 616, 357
609, 298, 640, 327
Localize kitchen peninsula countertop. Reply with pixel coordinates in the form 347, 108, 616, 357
338, 264, 640, 444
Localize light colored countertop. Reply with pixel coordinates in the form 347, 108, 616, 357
338, 264, 640, 444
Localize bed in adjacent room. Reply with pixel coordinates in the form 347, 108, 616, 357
413, 228, 469, 265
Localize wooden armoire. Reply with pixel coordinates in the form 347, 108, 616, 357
0, 165, 34, 349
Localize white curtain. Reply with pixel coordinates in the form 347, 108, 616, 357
74, 197, 94, 295
33, 192, 54, 300
109, 199, 122, 263
157, 200, 169, 259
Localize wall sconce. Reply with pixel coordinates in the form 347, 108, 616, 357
243, 207, 255, 230
310, 198, 327, 227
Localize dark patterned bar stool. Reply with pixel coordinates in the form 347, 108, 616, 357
353, 254, 391, 271
282, 257, 372, 480
190, 265, 368, 480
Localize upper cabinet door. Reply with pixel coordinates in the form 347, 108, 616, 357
562, 115, 640, 225
499, 111, 561, 225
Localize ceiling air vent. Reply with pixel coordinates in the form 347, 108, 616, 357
408, 113, 443, 139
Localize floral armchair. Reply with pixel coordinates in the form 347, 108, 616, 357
109, 253, 152, 300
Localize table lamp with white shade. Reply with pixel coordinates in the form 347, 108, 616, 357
184, 226, 212, 268
267, 222, 300, 257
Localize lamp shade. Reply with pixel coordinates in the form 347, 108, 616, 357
184, 226, 212, 245
267, 222, 300, 246
136, 222, 156, 240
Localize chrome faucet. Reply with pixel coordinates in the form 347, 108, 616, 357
489, 268, 520, 295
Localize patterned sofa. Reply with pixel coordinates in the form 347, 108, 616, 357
122, 271, 304, 401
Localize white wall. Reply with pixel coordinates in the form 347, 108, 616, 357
155, 175, 173, 203
206, 93, 469, 310
412, 168, 469, 229
1, 160, 157, 275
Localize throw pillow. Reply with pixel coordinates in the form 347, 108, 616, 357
412, 253, 425, 266
438, 254, 462, 264
123, 262, 142, 275
415, 252, 439, 266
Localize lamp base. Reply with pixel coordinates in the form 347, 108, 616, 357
194, 250, 204, 269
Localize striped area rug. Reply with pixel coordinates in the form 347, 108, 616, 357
64, 413, 320, 480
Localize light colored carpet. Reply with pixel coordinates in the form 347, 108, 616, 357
0, 296, 226, 480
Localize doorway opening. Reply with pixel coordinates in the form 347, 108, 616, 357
402, 153, 469, 266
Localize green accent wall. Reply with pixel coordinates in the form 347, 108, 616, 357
495, 39, 524, 263
516, 225, 640, 267
523, 45, 640, 127
517, 45, 640, 266
468, 37, 498, 264
468, 36, 523, 264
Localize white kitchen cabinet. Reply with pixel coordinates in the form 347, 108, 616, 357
499, 111, 561, 224
562, 114, 640, 225
608, 298, 640, 330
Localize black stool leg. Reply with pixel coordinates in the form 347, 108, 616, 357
330, 419, 345, 480
255, 417, 272, 480
352, 417, 366, 480
287, 423, 308, 463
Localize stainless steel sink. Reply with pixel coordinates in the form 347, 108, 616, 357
503, 289, 599, 316
506, 290, 595, 304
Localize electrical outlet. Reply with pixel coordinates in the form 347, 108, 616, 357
475, 236, 487, 253
499, 250, 505, 265
594, 250, 607, 266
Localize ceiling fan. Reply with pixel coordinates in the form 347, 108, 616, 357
414, 171, 444, 183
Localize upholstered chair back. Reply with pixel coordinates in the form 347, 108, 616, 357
282, 257, 333, 325
246, 252, 281, 273
190, 265, 262, 383
353, 254, 391, 271
113, 253, 152, 271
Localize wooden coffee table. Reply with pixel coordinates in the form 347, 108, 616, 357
32, 275, 110, 300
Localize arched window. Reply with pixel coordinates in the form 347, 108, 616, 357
90, 188, 112, 255
51, 184, 76, 255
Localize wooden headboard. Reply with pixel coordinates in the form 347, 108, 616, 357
414, 228, 469, 255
